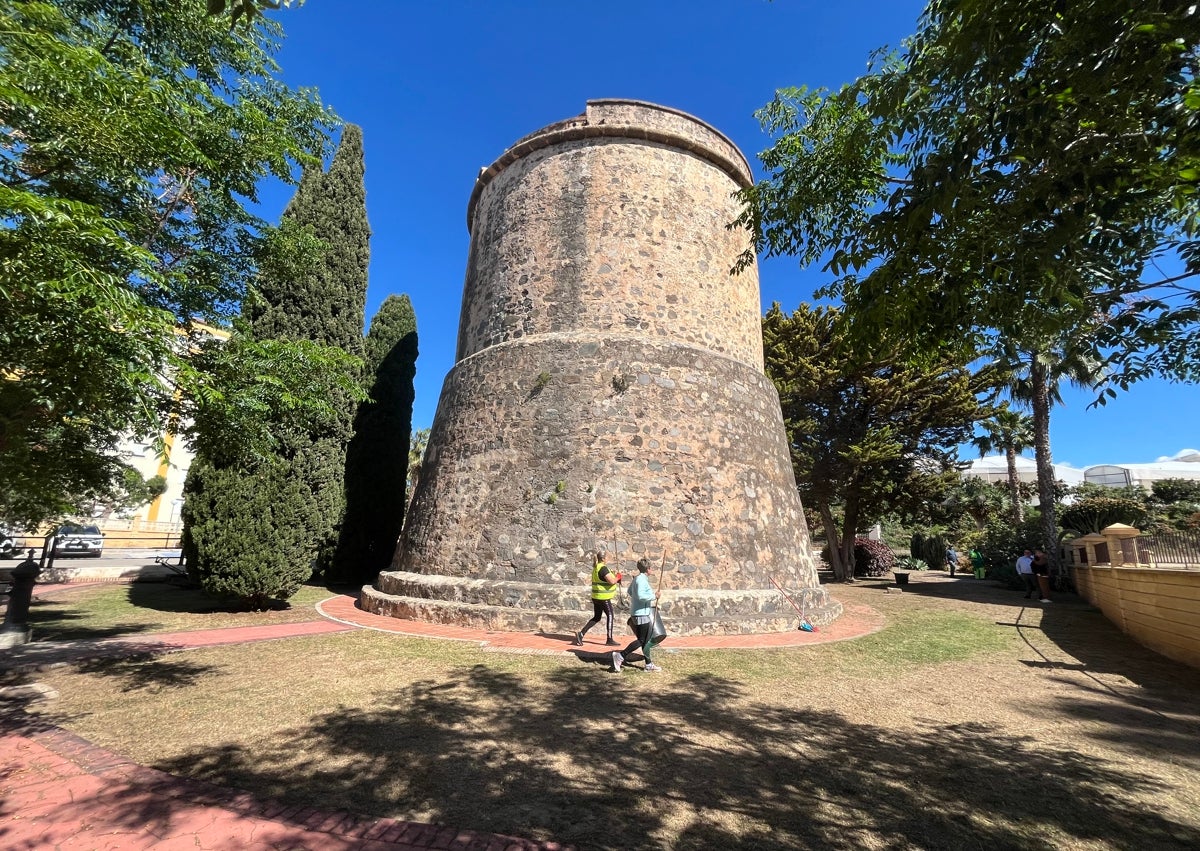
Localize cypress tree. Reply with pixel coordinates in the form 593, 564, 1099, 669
329, 295, 418, 585
181, 459, 313, 607
250, 123, 370, 574
248, 123, 369, 355
183, 124, 370, 601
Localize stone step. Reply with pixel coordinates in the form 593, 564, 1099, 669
374, 570, 839, 623
360, 586, 840, 636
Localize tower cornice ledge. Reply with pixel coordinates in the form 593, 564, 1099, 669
467, 99, 755, 233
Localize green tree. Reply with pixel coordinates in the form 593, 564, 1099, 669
762, 303, 980, 581
970, 406, 1034, 527
206, 0, 304, 27
181, 458, 313, 608
739, 0, 1198, 568
1152, 478, 1200, 505
183, 124, 369, 601
1059, 493, 1150, 537
407, 427, 431, 498
247, 124, 369, 355
249, 123, 370, 573
0, 0, 339, 527
330, 294, 418, 586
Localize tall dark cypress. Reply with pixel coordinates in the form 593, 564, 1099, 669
329, 295, 418, 585
249, 123, 369, 355
184, 124, 370, 599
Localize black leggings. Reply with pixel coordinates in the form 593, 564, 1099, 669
581, 599, 615, 640
621, 619, 654, 665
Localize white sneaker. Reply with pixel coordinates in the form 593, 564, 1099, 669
645, 663, 662, 672
612, 651, 624, 673
1040, 598, 1052, 603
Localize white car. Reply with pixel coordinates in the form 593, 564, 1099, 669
51, 523, 105, 558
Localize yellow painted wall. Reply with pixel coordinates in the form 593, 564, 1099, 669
1073, 565, 1200, 669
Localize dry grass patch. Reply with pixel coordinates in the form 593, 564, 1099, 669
29, 577, 1200, 850
25, 582, 332, 641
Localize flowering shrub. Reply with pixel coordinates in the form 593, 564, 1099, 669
852, 538, 896, 577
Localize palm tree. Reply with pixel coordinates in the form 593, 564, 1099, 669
406, 427, 430, 507
971, 406, 1034, 527
991, 334, 1107, 583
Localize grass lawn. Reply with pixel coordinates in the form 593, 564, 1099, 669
24, 582, 334, 641
21, 577, 1200, 850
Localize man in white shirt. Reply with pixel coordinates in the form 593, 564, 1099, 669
1015, 549, 1037, 599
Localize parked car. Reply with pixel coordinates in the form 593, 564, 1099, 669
0, 526, 18, 559
51, 523, 105, 558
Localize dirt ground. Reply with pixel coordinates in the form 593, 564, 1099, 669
23, 572, 1200, 850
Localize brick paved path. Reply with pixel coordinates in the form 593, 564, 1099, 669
1, 583, 882, 849
0, 713, 563, 850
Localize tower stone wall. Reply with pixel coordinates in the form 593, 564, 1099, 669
361, 100, 841, 634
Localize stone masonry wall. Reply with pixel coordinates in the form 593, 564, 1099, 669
363, 100, 841, 634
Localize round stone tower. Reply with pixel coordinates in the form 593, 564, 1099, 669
362, 99, 841, 634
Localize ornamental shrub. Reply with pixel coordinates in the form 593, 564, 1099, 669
921, 533, 948, 570
180, 459, 314, 609
895, 555, 929, 571
1059, 495, 1148, 536
852, 537, 896, 577
910, 531, 926, 560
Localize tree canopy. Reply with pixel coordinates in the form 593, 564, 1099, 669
0, 0, 344, 527
740, 0, 1200, 571
184, 123, 370, 600
742, 1, 1199, 386
762, 303, 980, 581
331, 294, 418, 585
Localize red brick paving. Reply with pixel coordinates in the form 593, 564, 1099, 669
0, 716, 567, 850
316, 592, 884, 651
1, 581, 881, 849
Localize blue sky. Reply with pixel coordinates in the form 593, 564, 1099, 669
259, 0, 1197, 469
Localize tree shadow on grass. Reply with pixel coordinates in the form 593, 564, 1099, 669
862, 575, 1200, 774
126, 583, 262, 614
22, 603, 156, 642
71, 655, 223, 692
147, 664, 1200, 851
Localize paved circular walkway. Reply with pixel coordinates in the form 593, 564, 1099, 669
1, 583, 882, 849
316, 593, 885, 653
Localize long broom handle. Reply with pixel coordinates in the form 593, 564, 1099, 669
768, 573, 807, 620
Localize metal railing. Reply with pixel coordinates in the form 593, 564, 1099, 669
1137, 530, 1200, 569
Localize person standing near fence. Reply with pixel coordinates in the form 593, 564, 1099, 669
1015, 549, 1037, 599
1031, 549, 1052, 603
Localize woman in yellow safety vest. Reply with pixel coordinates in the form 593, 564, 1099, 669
573, 551, 622, 646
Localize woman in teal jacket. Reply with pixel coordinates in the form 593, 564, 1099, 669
612, 558, 661, 673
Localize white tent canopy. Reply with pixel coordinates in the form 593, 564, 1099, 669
966, 453, 1200, 491
965, 456, 1086, 486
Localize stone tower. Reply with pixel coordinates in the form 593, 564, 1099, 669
362, 100, 841, 634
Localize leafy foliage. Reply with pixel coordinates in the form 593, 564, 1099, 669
0, 0, 336, 525
762, 303, 980, 581
970, 406, 1034, 526
979, 513, 1046, 587
180, 459, 313, 608
330, 294, 418, 585
741, 1, 1200, 390
1059, 495, 1149, 536
207, 0, 304, 27
851, 538, 896, 578
1152, 478, 1200, 505
407, 427, 431, 494
740, 1, 1200, 575
183, 124, 369, 602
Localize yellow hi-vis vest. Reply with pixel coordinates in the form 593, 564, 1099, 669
591, 561, 618, 600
